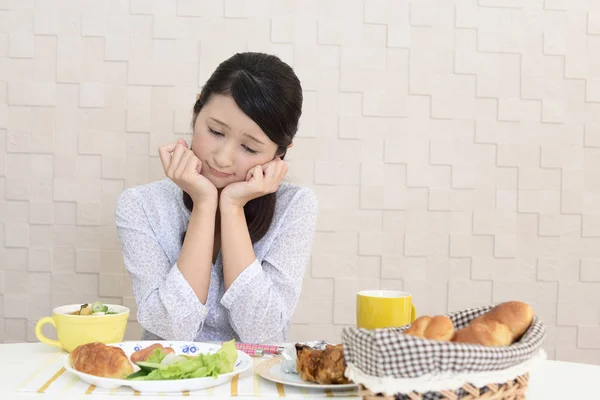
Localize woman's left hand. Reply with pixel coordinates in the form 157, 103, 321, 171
220, 157, 288, 209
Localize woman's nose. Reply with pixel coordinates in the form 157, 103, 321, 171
214, 144, 234, 168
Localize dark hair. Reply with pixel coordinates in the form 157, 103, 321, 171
183, 52, 303, 244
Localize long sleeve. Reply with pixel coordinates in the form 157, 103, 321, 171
220, 188, 318, 343
115, 189, 208, 341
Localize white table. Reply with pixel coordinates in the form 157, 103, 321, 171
1, 342, 598, 399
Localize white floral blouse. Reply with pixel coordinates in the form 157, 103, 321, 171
115, 178, 318, 344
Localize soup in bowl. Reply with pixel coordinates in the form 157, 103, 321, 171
35, 302, 130, 353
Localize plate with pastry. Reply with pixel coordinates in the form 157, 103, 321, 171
64, 339, 252, 392
255, 342, 358, 390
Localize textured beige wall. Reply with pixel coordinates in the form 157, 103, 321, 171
1, 0, 600, 365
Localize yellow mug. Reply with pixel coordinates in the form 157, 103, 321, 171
357, 290, 417, 330
35, 304, 130, 352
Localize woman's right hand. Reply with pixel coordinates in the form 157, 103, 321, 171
158, 139, 218, 207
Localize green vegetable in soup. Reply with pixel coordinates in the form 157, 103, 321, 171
91, 301, 104, 312
71, 301, 119, 316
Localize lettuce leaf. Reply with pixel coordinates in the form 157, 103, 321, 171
128, 340, 238, 381
217, 339, 237, 373
146, 348, 168, 364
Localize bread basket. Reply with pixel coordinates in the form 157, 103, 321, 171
341, 304, 547, 400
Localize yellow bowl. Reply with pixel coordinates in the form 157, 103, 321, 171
35, 304, 130, 353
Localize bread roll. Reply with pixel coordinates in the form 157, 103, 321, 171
405, 315, 455, 341
452, 301, 534, 347
70, 342, 134, 379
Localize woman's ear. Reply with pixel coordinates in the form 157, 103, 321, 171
275, 150, 287, 160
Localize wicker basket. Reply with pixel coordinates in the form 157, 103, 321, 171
341, 304, 546, 400
358, 373, 530, 400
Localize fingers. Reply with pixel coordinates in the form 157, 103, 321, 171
277, 160, 288, 179
264, 158, 287, 184
158, 142, 177, 172
244, 168, 253, 182
167, 143, 188, 177
275, 162, 288, 186
159, 139, 189, 176
256, 158, 287, 193
262, 157, 280, 173
183, 152, 201, 177
248, 165, 264, 184
174, 149, 193, 178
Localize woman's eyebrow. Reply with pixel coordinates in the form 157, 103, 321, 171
209, 117, 265, 145
243, 133, 265, 146
209, 117, 230, 128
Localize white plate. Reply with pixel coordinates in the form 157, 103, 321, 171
255, 356, 358, 390
64, 340, 252, 393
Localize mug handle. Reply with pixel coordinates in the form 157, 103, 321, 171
35, 317, 62, 349
411, 304, 417, 323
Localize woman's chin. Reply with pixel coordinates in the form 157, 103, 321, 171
209, 178, 234, 190
201, 173, 226, 189
203, 173, 244, 190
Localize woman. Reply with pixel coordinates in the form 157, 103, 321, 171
115, 52, 318, 344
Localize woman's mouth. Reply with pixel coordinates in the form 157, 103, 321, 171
207, 164, 233, 178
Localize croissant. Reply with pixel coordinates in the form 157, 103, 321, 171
70, 342, 134, 379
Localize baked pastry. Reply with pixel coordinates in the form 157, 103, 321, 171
315, 344, 348, 384
405, 315, 454, 341
70, 342, 134, 379
452, 301, 534, 347
295, 343, 351, 385
295, 344, 320, 382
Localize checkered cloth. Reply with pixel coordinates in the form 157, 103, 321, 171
341, 304, 546, 381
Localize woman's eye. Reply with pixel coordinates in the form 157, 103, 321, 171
209, 128, 223, 137
242, 145, 258, 154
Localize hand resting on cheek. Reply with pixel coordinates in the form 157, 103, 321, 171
219, 157, 288, 209
158, 138, 218, 207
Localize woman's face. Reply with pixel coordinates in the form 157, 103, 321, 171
192, 94, 279, 189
